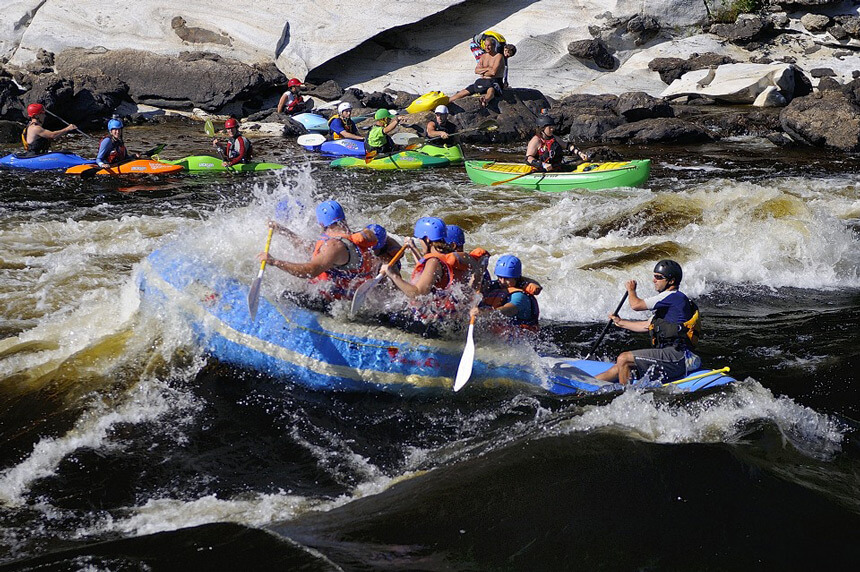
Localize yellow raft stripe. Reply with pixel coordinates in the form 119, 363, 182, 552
141, 260, 455, 388
481, 161, 635, 174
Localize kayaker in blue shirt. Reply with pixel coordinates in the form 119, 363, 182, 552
328, 102, 364, 141
595, 260, 702, 385
22, 103, 77, 155
96, 119, 139, 168
471, 254, 540, 334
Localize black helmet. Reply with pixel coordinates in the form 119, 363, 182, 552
654, 259, 682, 285
537, 115, 556, 128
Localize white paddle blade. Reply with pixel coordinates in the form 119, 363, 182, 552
350, 274, 382, 316
247, 276, 263, 322
453, 322, 476, 391
297, 133, 327, 147
392, 133, 422, 146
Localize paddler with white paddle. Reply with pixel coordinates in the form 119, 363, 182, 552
328, 102, 364, 141
425, 105, 457, 142
365, 109, 400, 155
595, 260, 702, 385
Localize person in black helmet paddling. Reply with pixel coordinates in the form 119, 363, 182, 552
595, 260, 702, 385
525, 115, 588, 172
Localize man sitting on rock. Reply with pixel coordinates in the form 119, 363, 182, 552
449, 35, 506, 107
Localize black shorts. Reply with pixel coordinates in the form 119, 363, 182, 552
631, 346, 693, 383
466, 78, 502, 96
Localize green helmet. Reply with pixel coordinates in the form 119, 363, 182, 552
374, 109, 392, 120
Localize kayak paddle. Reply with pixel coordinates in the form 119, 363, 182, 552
204, 119, 215, 137
43, 109, 97, 141
142, 143, 166, 157
585, 291, 629, 360
453, 314, 477, 392
491, 166, 537, 186
297, 133, 327, 147
248, 227, 275, 321
391, 132, 423, 146
350, 242, 410, 316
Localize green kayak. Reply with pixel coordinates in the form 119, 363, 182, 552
418, 143, 465, 163
330, 150, 451, 170
162, 155, 285, 172
464, 160, 651, 191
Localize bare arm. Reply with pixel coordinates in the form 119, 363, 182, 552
608, 314, 651, 333
29, 124, 76, 141
625, 280, 648, 311
276, 92, 288, 114
263, 239, 347, 278
384, 256, 441, 299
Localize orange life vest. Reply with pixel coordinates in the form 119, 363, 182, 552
480, 286, 540, 332
310, 230, 377, 299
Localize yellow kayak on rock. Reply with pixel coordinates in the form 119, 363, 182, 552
406, 91, 449, 114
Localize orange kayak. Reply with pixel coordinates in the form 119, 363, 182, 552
65, 160, 184, 176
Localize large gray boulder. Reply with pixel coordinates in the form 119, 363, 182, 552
779, 91, 860, 150
661, 63, 796, 104
648, 53, 737, 85
601, 118, 714, 144
615, 92, 673, 122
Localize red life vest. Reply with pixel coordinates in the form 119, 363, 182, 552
309, 230, 376, 299
480, 286, 540, 332
225, 135, 253, 164
100, 136, 128, 164
536, 134, 564, 166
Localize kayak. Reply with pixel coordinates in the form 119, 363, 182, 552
292, 112, 329, 133
65, 160, 184, 176
406, 91, 449, 114
319, 139, 366, 157
137, 245, 736, 395
419, 143, 465, 163
162, 155, 285, 172
0, 152, 91, 171
330, 151, 451, 170
465, 160, 651, 191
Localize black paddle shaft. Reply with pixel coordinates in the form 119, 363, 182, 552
585, 291, 629, 359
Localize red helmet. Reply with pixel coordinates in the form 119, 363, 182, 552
287, 78, 302, 88
27, 103, 45, 118
224, 118, 238, 129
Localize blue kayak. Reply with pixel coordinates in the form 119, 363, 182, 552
137, 245, 737, 395
319, 139, 366, 157
292, 113, 329, 133
0, 152, 92, 171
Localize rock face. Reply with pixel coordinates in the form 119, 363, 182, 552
780, 90, 860, 150
661, 63, 797, 104
567, 39, 616, 70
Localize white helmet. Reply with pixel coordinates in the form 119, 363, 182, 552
434, 105, 449, 114
337, 102, 352, 113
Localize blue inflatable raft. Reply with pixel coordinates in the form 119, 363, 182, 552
0, 152, 92, 171
137, 246, 736, 395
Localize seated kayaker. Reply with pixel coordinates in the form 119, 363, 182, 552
263, 199, 378, 301
277, 78, 309, 115
328, 102, 364, 141
365, 109, 399, 155
449, 36, 505, 107
382, 217, 478, 321
426, 105, 457, 143
22, 103, 77, 155
212, 118, 253, 167
525, 115, 589, 173
96, 119, 139, 168
595, 260, 703, 385
470, 254, 541, 336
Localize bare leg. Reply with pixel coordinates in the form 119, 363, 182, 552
448, 89, 470, 102
595, 351, 636, 384
481, 87, 496, 106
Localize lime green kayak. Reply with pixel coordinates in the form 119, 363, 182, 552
419, 143, 464, 163
464, 160, 651, 191
330, 151, 451, 170
162, 155, 285, 172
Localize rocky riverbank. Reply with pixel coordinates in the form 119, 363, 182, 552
1, 1, 859, 151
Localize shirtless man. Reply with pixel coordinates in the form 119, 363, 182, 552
449, 37, 505, 107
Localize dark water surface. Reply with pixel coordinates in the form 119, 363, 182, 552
1, 122, 859, 570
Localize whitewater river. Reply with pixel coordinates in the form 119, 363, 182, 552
1, 122, 858, 570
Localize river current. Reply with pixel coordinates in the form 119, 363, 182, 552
0, 122, 858, 570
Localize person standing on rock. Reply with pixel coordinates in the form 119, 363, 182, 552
525, 115, 588, 172
277, 78, 308, 114
365, 109, 400, 154
22, 103, 77, 155
96, 118, 139, 168
327, 102, 364, 141
449, 36, 505, 107
212, 118, 253, 167
425, 105, 458, 142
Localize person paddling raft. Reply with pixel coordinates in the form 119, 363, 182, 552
365, 223, 404, 272
328, 102, 363, 141
426, 105, 458, 143
212, 118, 252, 167
96, 118, 139, 168
22, 103, 77, 155
525, 115, 588, 172
365, 109, 400, 154
277, 78, 309, 114
595, 260, 703, 385
262, 199, 378, 301
470, 254, 541, 336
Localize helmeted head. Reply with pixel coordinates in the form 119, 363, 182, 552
495, 254, 522, 279
413, 217, 447, 242
653, 259, 682, 288
338, 102, 352, 114
316, 200, 346, 227
434, 105, 449, 116
27, 103, 45, 118
445, 224, 465, 249
288, 78, 302, 88
107, 118, 123, 131
224, 118, 239, 130
537, 115, 556, 129
366, 224, 387, 253
374, 108, 393, 122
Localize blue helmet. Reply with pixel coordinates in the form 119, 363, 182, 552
107, 118, 123, 130
445, 224, 465, 248
316, 200, 345, 227
413, 217, 447, 242
495, 254, 522, 278
366, 224, 387, 252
